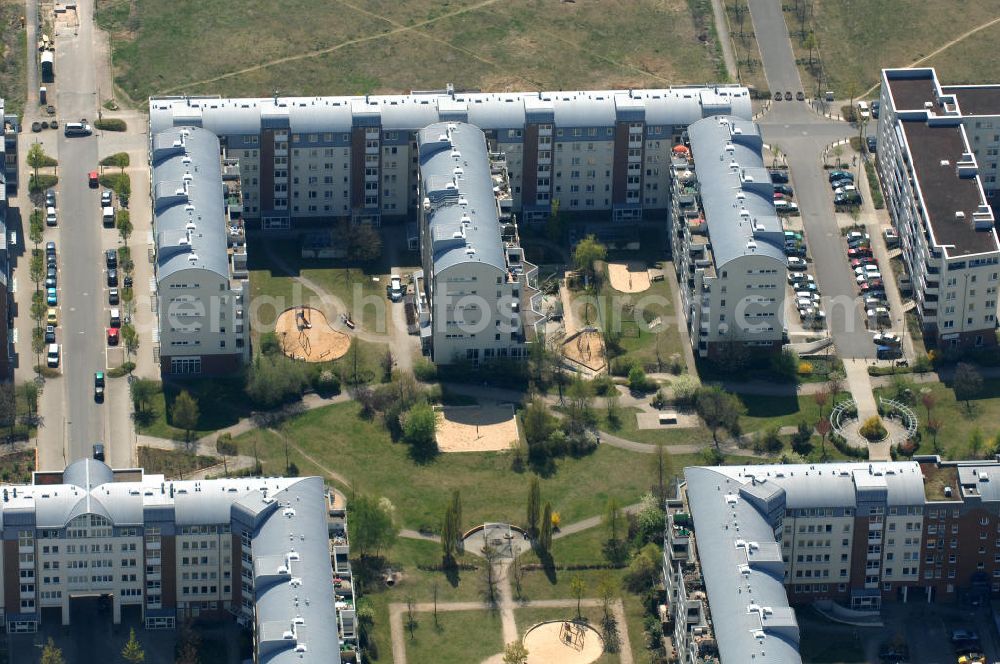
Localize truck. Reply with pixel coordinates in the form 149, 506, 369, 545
40, 50, 54, 83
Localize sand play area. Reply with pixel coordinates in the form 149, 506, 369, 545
523, 621, 604, 664
275, 306, 351, 362
607, 261, 651, 293
436, 404, 520, 452
562, 328, 607, 373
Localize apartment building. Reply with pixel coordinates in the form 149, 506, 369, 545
416, 122, 542, 364
669, 115, 786, 360
148, 86, 752, 228
878, 68, 1000, 349
0, 99, 17, 380
665, 457, 1000, 663
152, 125, 250, 376
0, 458, 343, 662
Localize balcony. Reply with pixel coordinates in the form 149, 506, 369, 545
365, 128, 379, 140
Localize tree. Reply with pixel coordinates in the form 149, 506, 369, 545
29, 209, 44, 246
859, 416, 887, 442
815, 417, 832, 459
565, 376, 595, 431
441, 502, 457, 562
605, 392, 622, 429
803, 31, 818, 68
528, 334, 554, 388
216, 433, 237, 476
116, 209, 133, 246
970, 428, 984, 459
921, 391, 937, 421
380, 349, 394, 382
503, 641, 529, 664
813, 388, 830, 419
31, 327, 45, 368
30, 251, 44, 287
570, 575, 586, 618
402, 401, 437, 458
347, 494, 398, 559
20, 382, 39, 426
245, 353, 311, 408
130, 379, 158, 414
927, 417, 943, 454
41, 638, 64, 664
573, 234, 607, 286
954, 363, 983, 414
522, 397, 558, 461
628, 366, 650, 392
539, 502, 553, 552
0, 383, 16, 437
694, 386, 746, 449
405, 596, 417, 639
526, 475, 541, 538
121, 323, 139, 360
336, 218, 383, 280
481, 543, 501, 605
597, 571, 621, 653
511, 551, 524, 599
652, 443, 673, 504
26, 143, 51, 183
170, 391, 200, 442
121, 627, 145, 663
603, 497, 623, 542
449, 490, 463, 550
623, 543, 661, 593
175, 621, 201, 664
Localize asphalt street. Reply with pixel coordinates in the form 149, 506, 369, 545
52, 1, 110, 463
747, 0, 803, 95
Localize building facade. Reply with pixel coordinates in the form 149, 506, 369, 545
0, 99, 17, 380
416, 122, 542, 364
148, 87, 753, 228
878, 68, 1000, 349
0, 458, 344, 663
151, 126, 250, 376
666, 457, 1000, 663
670, 116, 787, 360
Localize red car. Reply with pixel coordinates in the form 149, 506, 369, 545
107, 327, 119, 345
850, 258, 877, 268
847, 247, 872, 258
88, 171, 99, 188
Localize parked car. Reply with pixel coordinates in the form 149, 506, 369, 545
951, 629, 980, 644
773, 184, 794, 196
101, 189, 113, 207
877, 345, 902, 360
107, 327, 119, 345
46, 343, 60, 368
866, 136, 877, 153
850, 258, 876, 268
835, 184, 858, 196
92, 443, 105, 462
94, 372, 105, 402
855, 264, 881, 275
883, 227, 899, 247
46, 287, 57, 306
45, 190, 56, 208
872, 101, 880, 118
785, 91, 793, 101
873, 333, 901, 347
109, 288, 119, 305
88, 170, 99, 188
110, 308, 121, 328
836, 193, 863, 206
847, 231, 869, 244
45, 206, 57, 226
830, 177, 854, 190
857, 100, 871, 119
788, 273, 815, 285
44, 325, 55, 343
829, 170, 854, 183
46, 241, 56, 257
796, 91, 805, 101
107, 268, 118, 287
773, 192, 787, 200
787, 257, 807, 271
848, 246, 873, 258
105, 249, 117, 269
769, 170, 790, 184
47, 308, 57, 326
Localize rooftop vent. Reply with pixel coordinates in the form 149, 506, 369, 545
940, 159, 951, 167
187, 253, 198, 263
746, 240, 757, 251
956, 211, 966, 219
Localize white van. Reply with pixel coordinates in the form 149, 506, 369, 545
109, 308, 121, 328
857, 101, 870, 120
46, 343, 60, 367
102, 206, 115, 227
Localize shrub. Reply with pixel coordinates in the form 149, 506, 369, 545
312, 369, 341, 396
830, 432, 867, 459
412, 358, 437, 382
797, 361, 813, 375
589, 374, 616, 396
94, 118, 127, 131
859, 416, 887, 442
628, 366, 653, 393
770, 349, 799, 380
913, 353, 933, 373
670, 374, 700, 409
107, 362, 136, 378
609, 356, 639, 377
99, 152, 130, 168
28, 174, 58, 194
650, 389, 667, 410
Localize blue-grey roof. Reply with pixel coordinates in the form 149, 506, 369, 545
148, 87, 753, 135
687, 116, 786, 268
685, 466, 802, 663
254, 477, 339, 663
418, 122, 506, 274
151, 126, 230, 283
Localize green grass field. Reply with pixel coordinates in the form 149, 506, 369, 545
0, 0, 26, 119
403, 609, 503, 663
96, 0, 719, 103
137, 446, 220, 478
234, 401, 658, 532
787, 0, 1000, 97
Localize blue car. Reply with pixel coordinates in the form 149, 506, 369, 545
46, 287, 57, 306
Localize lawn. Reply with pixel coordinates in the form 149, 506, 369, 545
0, 0, 26, 119
596, 407, 711, 447
234, 401, 658, 532
876, 378, 1000, 460
135, 378, 252, 441
790, 0, 1000, 97
515, 605, 624, 664
739, 391, 850, 433
97, 0, 718, 103
137, 446, 220, 479
0, 450, 35, 484
403, 609, 503, 664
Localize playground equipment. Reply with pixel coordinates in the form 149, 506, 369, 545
559, 622, 586, 652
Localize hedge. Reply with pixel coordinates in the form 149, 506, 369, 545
94, 118, 127, 132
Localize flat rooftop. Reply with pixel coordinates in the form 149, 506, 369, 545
921, 463, 959, 502
943, 86, 1000, 117
901, 120, 998, 256
888, 75, 938, 111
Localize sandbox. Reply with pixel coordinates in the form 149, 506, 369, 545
275, 306, 351, 362
607, 261, 651, 293
562, 328, 607, 373
523, 620, 604, 664
436, 404, 519, 453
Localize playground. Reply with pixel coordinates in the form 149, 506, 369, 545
435, 404, 520, 453
522, 620, 605, 664
274, 306, 351, 362
607, 262, 651, 293
562, 328, 607, 373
